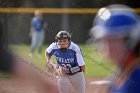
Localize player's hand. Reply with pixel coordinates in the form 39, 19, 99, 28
56, 67, 69, 76
46, 59, 56, 69
46, 62, 56, 73
62, 67, 69, 74
56, 67, 63, 76
46, 62, 54, 69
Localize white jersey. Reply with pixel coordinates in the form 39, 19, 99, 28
46, 42, 85, 75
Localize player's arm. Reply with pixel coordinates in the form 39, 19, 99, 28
45, 43, 55, 63
76, 46, 85, 74
45, 50, 55, 68
45, 51, 51, 63
45, 51, 57, 74
45, 43, 57, 72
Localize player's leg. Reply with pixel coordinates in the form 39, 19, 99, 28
69, 72, 86, 93
57, 75, 70, 93
37, 31, 45, 55
30, 31, 37, 56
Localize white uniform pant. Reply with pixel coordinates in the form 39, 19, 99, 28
57, 72, 86, 93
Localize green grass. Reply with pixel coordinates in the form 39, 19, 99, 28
9, 44, 115, 78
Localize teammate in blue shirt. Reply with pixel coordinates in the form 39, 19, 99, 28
45, 31, 86, 93
91, 4, 140, 93
29, 10, 47, 57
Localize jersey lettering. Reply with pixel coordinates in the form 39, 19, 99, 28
56, 57, 74, 63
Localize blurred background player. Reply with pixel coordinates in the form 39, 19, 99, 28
0, 21, 58, 93
45, 31, 86, 93
29, 10, 47, 57
91, 4, 140, 93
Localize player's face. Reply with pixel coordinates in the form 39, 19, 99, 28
57, 39, 69, 48
99, 36, 127, 64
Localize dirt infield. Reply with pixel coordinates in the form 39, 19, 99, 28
0, 56, 110, 93
86, 77, 110, 93
0, 77, 110, 93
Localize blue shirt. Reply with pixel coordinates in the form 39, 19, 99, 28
110, 67, 140, 93
46, 42, 85, 75
31, 17, 44, 32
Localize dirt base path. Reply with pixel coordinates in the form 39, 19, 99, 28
86, 77, 110, 93
0, 77, 111, 93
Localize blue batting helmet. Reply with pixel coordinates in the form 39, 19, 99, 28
92, 4, 140, 49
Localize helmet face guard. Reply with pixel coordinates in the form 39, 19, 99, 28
55, 31, 71, 42
92, 4, 140, 49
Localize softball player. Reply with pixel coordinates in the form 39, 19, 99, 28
92, 4, 140, 93
45, 31, 86, 93
29, 10, 47, 57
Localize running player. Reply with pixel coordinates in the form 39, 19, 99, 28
45, 31, 86, 93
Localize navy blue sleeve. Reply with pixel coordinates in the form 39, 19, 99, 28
127, 67, 140, 93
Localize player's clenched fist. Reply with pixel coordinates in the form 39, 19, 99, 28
46, 62, 54, 69
46, 61, 56, 73
56, 66, 69, 76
